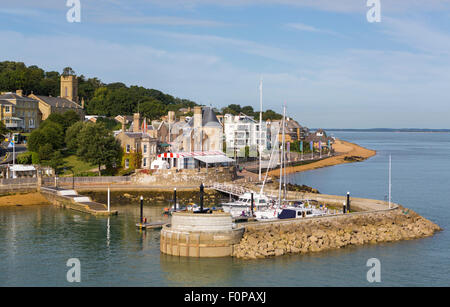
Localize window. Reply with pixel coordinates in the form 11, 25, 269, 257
125, 159, 130, 169
5, 106, 10, 113
143, 144, 147, 153
126, 144, 130, 153
143, 158, 147, 167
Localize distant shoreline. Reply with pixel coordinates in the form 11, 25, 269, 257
315, 128, 450, 133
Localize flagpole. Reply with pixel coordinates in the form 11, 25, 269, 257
301, 141, 303, 161
258, 77, 263, 182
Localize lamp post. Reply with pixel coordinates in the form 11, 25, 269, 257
199, 183, 204, 213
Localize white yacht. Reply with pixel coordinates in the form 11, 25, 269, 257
221, 192, 272, 217
255, 201, 327, 220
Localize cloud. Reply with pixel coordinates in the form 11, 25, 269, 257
382, 17, 450, 55
130, 0, 450, 13
94, 15, 229, 27
285, 22, 342, 37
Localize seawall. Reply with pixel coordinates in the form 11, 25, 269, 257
233, 205, 441, 259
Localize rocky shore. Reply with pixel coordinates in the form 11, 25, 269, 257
232, 206, 441, 259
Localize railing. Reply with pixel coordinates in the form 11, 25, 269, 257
0, 178, 38, 185
42, 176, 131, 186
210, 182, 254, 196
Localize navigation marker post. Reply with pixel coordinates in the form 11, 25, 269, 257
107, 186, 110, 212
389, 155, 392, 209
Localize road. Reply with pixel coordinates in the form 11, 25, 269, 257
0, 141, 27, 164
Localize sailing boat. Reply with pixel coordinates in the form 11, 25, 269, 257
253, 104, 288, 220
254, 104, 327, 220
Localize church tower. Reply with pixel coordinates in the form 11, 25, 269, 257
60, 75, 79, 103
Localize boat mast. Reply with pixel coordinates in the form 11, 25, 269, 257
260, 124, 280, 196
259, 77, 263, 182
278, 104, 286, 204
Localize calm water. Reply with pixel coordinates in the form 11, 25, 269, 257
0, 132, 449, 286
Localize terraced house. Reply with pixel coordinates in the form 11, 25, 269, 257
0, 90, 40, 131
115, 113, 159, 170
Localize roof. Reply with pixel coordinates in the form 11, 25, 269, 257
185, 106, 222, 128
194, 155, 235, 164
0, 93, 37, 102
122, 132, 155, 139
32, 95, 82, 109
202, 107, 222, 127
9, 165, 36, 172
0, 99, 14, 105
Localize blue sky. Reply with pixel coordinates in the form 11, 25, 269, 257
1, 0, 450, 128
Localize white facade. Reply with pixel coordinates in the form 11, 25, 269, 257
224, 114, 269, 156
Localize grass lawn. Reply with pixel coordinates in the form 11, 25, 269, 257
60, 155, 97, 176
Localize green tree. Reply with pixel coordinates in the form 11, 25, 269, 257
0, 121, 8, 141
140, 98, 167, 120
65, 121, 85, 153
38, 143, 54, 162
28, 121, 64, 152
48, 151, 65, 174
76, 123, 122, 176
16, 152, 32, 164
62, 67, 75, 76
31, 152, 40, 164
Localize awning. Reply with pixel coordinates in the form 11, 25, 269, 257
158, 151, 225, 159
9, 165, 36, 172
193, 155, 235, 164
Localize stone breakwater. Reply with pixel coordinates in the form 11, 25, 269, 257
232, 207, 441, 259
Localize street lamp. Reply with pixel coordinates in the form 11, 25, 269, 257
64, 168, 75, 190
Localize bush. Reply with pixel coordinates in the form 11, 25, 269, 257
31, 152, 40, 164
74, 171, 99, 177
118, 168, 135, 176
16, 152, 32, 164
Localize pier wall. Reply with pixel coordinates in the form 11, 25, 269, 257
160, 212, 244, 257
132, 166, 237, 187
232, 205, 441, 259
0, 178, 37, 195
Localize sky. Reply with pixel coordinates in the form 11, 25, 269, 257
1, 0, 450, 128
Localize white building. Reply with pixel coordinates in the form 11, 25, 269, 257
223, 113, 270, 157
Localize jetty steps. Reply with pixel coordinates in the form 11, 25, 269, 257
40, 187, 117, 216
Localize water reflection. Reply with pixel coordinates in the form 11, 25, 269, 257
160, 254, 236, 286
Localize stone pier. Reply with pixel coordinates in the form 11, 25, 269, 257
160, 212, 244, 257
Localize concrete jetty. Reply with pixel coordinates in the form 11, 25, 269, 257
159, 190, 441, 259
40, 187, 118, 216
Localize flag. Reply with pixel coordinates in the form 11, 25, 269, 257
286, 142, 290, 154
310, 141, 313, 151
328, 140, 331, 149
319, 141, 322, 150
300, 141, 303, 152
8, 140, 14, 148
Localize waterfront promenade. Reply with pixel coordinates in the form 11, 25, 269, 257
267, 139, 376, 177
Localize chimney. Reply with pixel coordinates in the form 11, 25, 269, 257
122, 119, 126, 132
168, 111, 175, 124
81, 98, 85, 109
133, 113, 141, 133
16, 90, 23, 97
194, 106, 202, 129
